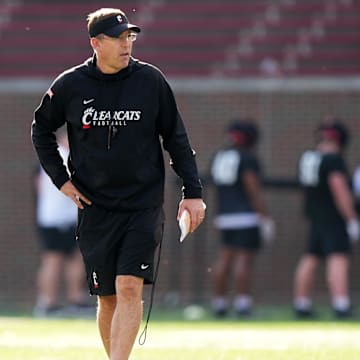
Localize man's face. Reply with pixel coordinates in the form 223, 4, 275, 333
92, 30, 136, 73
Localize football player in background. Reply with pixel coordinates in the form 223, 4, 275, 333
210, 120, 275, 317
33, 130, 93, 317
294, 120, 360, 318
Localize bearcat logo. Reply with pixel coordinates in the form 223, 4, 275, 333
92, 271, 99, 289
81, 107, 141, 129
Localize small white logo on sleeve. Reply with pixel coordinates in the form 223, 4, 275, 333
140, 264, 150, 270
83, 98, 95, 105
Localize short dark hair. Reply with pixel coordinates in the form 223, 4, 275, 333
87, 8, 124, 34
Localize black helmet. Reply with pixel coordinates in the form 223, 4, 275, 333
317, 119, 349, 148
228, 119, 259, 148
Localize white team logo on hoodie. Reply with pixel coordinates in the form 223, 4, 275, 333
81, 107, 141, 129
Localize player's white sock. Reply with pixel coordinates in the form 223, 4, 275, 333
332, 296, 350, 311
233, 295, 252, 312
211, 297, 228, 312
294, 297, 312, 311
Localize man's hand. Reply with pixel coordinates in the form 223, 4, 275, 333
60, 180, 92, 209
177, 198, 206, 233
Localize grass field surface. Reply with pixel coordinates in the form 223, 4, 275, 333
1, 308, 360, 359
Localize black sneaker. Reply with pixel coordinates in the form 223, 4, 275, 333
235, 308, 252, 318
65, 303, 96, 318
294, 308, 315, 319
213, 308, 228, 318
33, 305, 66, 318
333, 308, 353, 319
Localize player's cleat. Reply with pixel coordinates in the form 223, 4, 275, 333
294, 307, 315, 319
235, 307, 252, 318
213, 308, 228, 318
64, 302, 96, 318
32, 304, 66, 318
212, 297, 229, 318
333, 307, 353, 319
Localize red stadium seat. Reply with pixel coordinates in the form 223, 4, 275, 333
0, 0, 359, 78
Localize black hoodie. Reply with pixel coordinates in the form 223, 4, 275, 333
32, 56, 202, 210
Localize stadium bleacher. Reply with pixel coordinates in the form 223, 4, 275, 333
0, 0, 359, 78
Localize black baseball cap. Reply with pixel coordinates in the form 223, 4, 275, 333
89, 13, 141, 38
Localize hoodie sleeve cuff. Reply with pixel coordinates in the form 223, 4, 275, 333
53, 173, 70, 190
182, 186, 203, 199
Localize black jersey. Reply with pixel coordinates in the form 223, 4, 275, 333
298, 150, 349, 223
211, 147, 260, 218
32, 56, 202, 210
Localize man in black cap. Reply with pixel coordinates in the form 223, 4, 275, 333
32, 7, 205, 359
293, 120, 359, 318
210, 119, 275, 317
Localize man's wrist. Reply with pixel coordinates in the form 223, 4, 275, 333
54, 173, 70, 190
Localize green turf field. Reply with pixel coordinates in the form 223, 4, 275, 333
1, 308, 360, 359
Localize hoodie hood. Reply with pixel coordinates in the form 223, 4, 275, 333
78, 54, 145, 81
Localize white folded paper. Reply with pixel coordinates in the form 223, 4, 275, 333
179, 209, 191, 242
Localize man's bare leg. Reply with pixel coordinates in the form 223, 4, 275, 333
293, 254, 319, 314
327, 253, 349, 297
97, 295, 116, 358
233, 250, 256, 314
294, 255, 319, 298
327, 253, 351, 314
213, 248, 233, 296
234, 250, 255, 295
65, 250, 87, 304
212, 248, 233, 315
36, 252, 63, 308
110, 275, 144, 360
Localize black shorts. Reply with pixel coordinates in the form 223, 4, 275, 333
37, 225, 77, 255
76, 204, 164, 296
307, 220, 351, 257
222, 227, 261, 251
